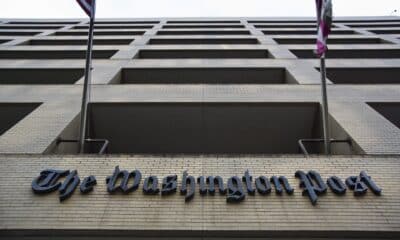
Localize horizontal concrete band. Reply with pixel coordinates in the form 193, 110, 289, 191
1, 229, 399, 239
0, 155, 399, 237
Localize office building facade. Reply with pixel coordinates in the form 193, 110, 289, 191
0, 17, 400, 239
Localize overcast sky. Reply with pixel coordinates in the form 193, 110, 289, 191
0, 0, 399, 19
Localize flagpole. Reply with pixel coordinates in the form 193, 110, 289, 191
78, 1, 95, 154
319, 54, 331, 155
315, 0, 331, 155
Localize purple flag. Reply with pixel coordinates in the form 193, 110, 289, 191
315, 0, 333, 57
77, 0, 96, 18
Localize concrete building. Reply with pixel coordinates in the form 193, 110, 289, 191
0, 17, 400, 239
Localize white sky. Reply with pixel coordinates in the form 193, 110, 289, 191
0, 0, 399, 19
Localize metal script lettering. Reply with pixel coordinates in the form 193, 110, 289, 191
327, 176, 346, 195
32, 169, 69, 194
346, 171, 382, 196
227, 176, 245, 203
59, 170, 80, 201
106, 166, 141, 193
161, 175, 177, 195
295, 170, 327, 205
143, 176, 160, 195
180, 171, 195, 202
80, 175, 97, 194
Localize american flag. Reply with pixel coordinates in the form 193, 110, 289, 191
315, 0, 332, 57
76, 0, 96, 18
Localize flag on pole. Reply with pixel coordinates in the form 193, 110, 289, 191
76, 0, 96, 18
315, 0, 333, 57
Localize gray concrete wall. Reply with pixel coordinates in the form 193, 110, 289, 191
1, 17, 400, 238
0, 17, 399, 154
0, 155, 399, 238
